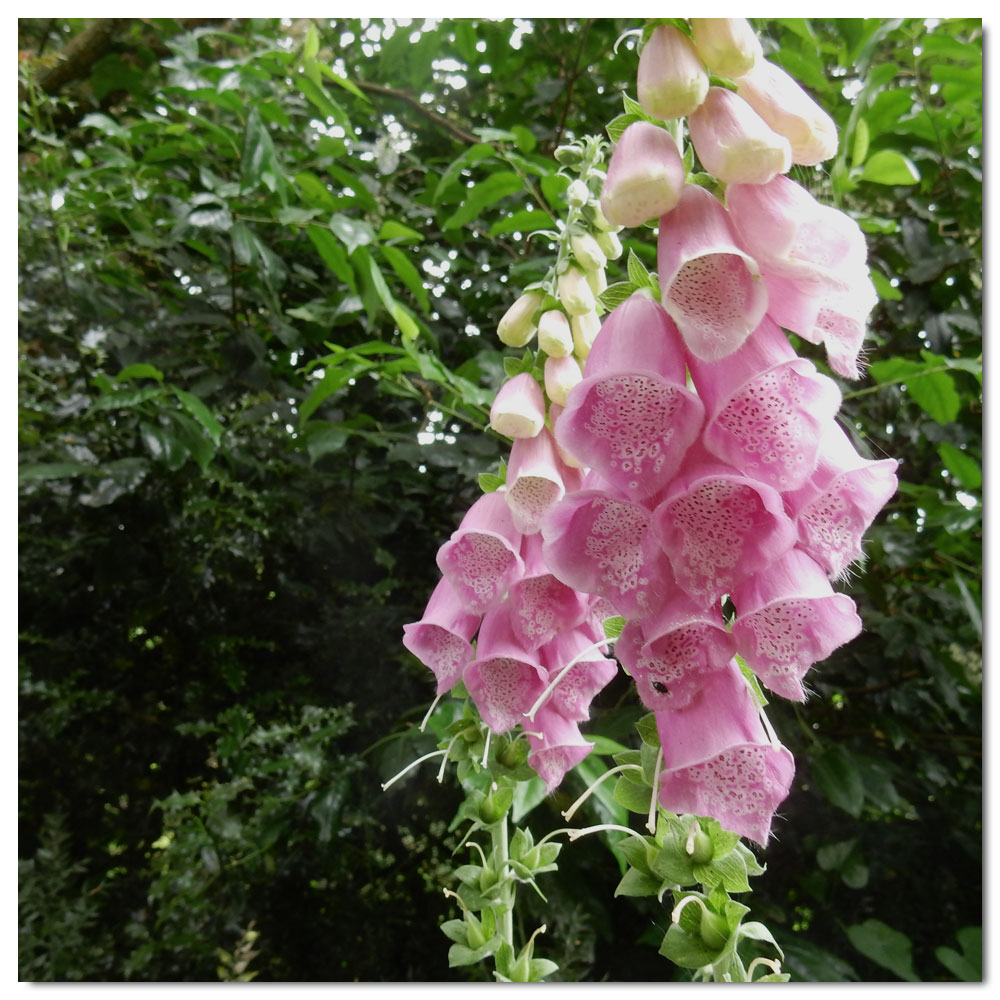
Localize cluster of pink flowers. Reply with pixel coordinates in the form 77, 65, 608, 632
404, 19, 898, 845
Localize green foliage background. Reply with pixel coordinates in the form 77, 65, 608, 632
18, 17, 981, 982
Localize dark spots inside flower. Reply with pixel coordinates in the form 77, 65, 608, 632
652, 680, 670, 694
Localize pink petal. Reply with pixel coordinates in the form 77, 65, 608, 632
505, 428, 570, 535
527, 706, 594, 792
539, 627, 619, 721
436, 491, 525, 614
540, 489, 672, 621
402, 577, 480, 694
655, 660, 796, 844
658, 184, 768, 361
784, 422, 899, 578
732, 548, 863, 701
637, 24, 709, 120
650, 440, 796, 600
490, 371, 547, 439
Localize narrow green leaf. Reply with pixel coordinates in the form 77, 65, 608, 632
846, 919, 919, 982
115, 363, 164, 383
172, 388, 223, 446
328, 213, 376, 256
938, 442, 981, 491
307, 225, 356, 290
442, 172, 524, 230
860, 149, 920, 185
380, 245, 430, 314
851, 116, 870, 167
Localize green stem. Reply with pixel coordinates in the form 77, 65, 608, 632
493, 813, 515, 951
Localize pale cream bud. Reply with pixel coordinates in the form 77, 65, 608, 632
557, 266, 597, 315
638, 24, 709, 120
570, 232, 607, 272
537, 309, 574, 357
585, 267, 607, 298
571, 310, 602, 360
690, 19, 763, 79
497, 290, 543, 347
594, 230, 623, 261
544, 354, 584, 407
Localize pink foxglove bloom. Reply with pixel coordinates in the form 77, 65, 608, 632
402, 577, 480, 694
527, 706, 594, 793
731, 548, 863, 701
546, 402, 586, 469
463, 608, 547, 733
436, 490, 525, 614
617, 588, 737, 712
736, 59, 838, 165
540, 487, 673, 621
690, 18, 762, 79
555, 292, 704, 500
726, 174, 868, 293
537, 308, 574, 358
657, 184, 768, 362
600, 121, 686, 228
505, 428, 572, 535
784, 422, 899, 579
497, 290, 543, 347
557, 265, 597, 316
688, 88, 792, 186
544, 353, 583, 407
489, 372, 546, 440
687, 316, 842, 492
655, 659, 796, 845
637, 24, 709, 121
539, 627, 619, 722
507, 534, 590, 651
650, 440, 796, 601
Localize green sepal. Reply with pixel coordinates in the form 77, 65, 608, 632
614, 866, 662, 898
659, 921, 721, 970
650, 839, 697, 887
613, 775, 652, 814
440, 918, 469, 945
635, 713, 660, 748
617, 834, 654, 875
694, 847, 751, 893
448, 936, 503, 968
528, 958, 559, 982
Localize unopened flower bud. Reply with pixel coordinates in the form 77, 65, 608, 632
544, 354, 583, 406
566, 179, 590, 208
497, 290, 543, 347
557, 266, 596, 315
537, 309, 574, 357
570, 232, 607, 272
585, 267, 607, 298
737, 59, 838, 165
688, 87, 792, 185
699, 908, 729, 951
690, 18, 762, 79
638, 24, 709, 120
554, 144, 584, 166
489, 372, 546, 439
586, 200, 621, 233
570, 310, 601, 359
594, 230, 623, 261
601, 120, 686, 228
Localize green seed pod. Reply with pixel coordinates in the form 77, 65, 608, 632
699, 908, 730, 951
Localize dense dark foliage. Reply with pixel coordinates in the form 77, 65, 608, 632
18, 17, 981, 982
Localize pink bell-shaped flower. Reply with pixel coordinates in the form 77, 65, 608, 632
736, 59, 838, 165
650, 440, 796, 601
544, 353, 583, 407
555, 291, 704, 500
687, 316, 842, 492
506, 534, 590, 650
688, 88, 792, 186
655, 659, 796, 845
657, 184, 768, 362
731, 548, 863, 701
726, 174, 868, 294
637, 24, 709, 120
402, 577, 480, 694
538, 627, 619, 722
600, 121, 686, 228
463, 607, 547, 734
690, 18, 762, 79
540, 486, 673, 621
527, 706, 594, 793
505, 428, 572, 535
784, 422, 899, 579
489, 372, 547, 439
617, 587, 737, 712
436, 491, 525, 614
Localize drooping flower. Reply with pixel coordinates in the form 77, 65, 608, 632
538, 626, 619, 722
650, 440, 796, 602
783, 421, 899, 579
489, 371, 547, 439
657, 183, 768, 362
463, 607, 547, 733
690, 18, 762, 79
571, 232, 608, 272
736, 58, 838, 165
570, 309, 602, 360
544, 353, 584, 407
601, 121, 686, 228
655, 659, 796, 845
555, 291, 704, 500
688, 88, 792, 186
540, 484, 673, 621
497, 290, 543, 347
616, 587, 737, 711
527, 705, 595, 792
537, 308, 574, 358
557, 265, 597, 316
686, 316, 842, 492
731, 548, 863, 701
436, 491, 525, 615
637, 24, 710, 121
504, 428, 576, 535
402, 577, 480, 694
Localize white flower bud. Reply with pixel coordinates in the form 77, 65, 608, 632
571, 310, 602, 360
556, 266, 597, 316
594, 230, 623, 261
544, 354, 583, 407
570, 232, 607, 272
497, 290, 543, 347
537, 309, 574, 357
567, 179, 590, 208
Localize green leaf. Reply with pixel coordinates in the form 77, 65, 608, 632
139, 421, 188, 471
296, 73, 352, 133
659, 923, 721, 970
614, 866, 661, 898
91, 386, 164, 411
488, 209, 555, 236
478, 473, 504, 493
859, 149, 921, 185
115, 363, 164, 383
380, 245, 430, 314
295, 170, 337, 210
442, 172, 524, 230
433, 143, 496, 203
626, 250, 653, 290
328, 213, 376, 256
18, 462, 94, 482
812, 745, 865, 817
528, 958, 558, 982
935, 926, 982, 982
599, 281, 638, 312
846, 919, 920, 982
307, 225, 356, 290
602, 616, 625, 641
938, 442, 981, 490
613, 777, 652, 814
851, 116, 870, 167
378, 219, 425, 244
